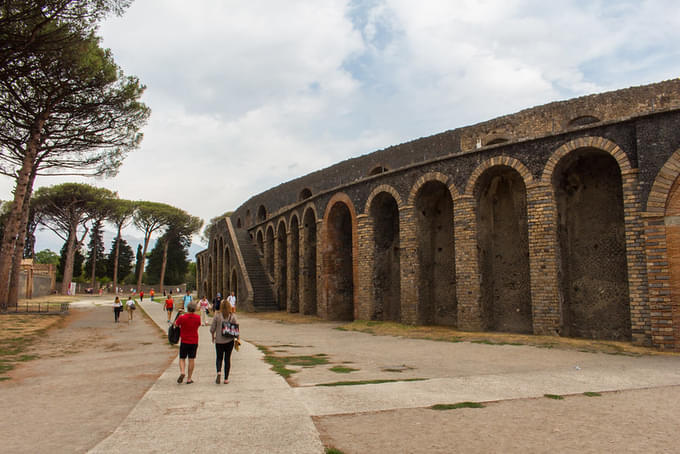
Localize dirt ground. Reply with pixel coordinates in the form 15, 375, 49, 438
0, 303, 175, 454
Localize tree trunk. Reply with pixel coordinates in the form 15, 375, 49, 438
7, 169, 37, 306
60, 226, 77, 294
112, 226, 121, 294
159, 239, 169, 295
136, 233, 150, 291
90, 220, 100, 289
0, 113, 46, 309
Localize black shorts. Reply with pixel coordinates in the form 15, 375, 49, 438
166, 307, 173, 312
179, 343, 198, 359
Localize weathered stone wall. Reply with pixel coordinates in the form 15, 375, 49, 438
197, 79, 680, 350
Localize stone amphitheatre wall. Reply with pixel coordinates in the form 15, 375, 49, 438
198, 79, 680, 351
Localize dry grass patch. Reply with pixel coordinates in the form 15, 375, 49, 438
244, 311, 326, 324
337, 320, 672, 356
0, 313, 64, 380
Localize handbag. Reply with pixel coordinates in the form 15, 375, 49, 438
168, 313, 181, 344
221, 319, 240, 337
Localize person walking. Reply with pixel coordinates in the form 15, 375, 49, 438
210, 303, 239, 384
150, 288, 155, 301
199, 296, 210, 326
183, 290, 193, 311
165, 294, 175, 323
227, 291, 236, 312
126, 296, 136, 322
140, 290, 144, 302
174, 302, 201, 384
113, 296, 123, 323
212, 292, 222, 314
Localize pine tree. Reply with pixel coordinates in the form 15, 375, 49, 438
146, 231, 189, 285
106, 237, 133, 283
84, 219, 107, 283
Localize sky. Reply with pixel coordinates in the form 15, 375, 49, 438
2, 0, 680, 257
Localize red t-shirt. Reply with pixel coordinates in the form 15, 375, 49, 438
165, 298, 174, 309
175, 313, 200, 344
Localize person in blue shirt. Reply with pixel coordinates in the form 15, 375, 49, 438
183, 290, 193, 311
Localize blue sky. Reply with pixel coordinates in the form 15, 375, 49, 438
2, 0, 679, 257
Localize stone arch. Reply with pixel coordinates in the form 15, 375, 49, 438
364, 184, 403, 215
218, 236, 224, 296
289, 213, 300, 313
368, 190, 401, 322
246, 209, 252, 227
551, 144, 631, 340
236, 218, 242, 228
541, 137, 632, 185
265, 224, 275, 278
413, 178, 457, 326
208, 258, 213, 301
473, 164, 532, 333
299, 188, 312, 201
257, 204, 267, 222
646, 148, 680, 350
256, 228, 264, 255
230, 267, 238, 298
276, 218, 288, 310
408, 171, 459, 206
301, 205, 318, 315
369, 165, 389, 176
321, 192, 357, 321
465, 156, 534, 196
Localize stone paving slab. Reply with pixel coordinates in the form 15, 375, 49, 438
88, 302, 324, 454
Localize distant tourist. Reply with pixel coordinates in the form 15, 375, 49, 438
210, 301, 239, 384
165, 294, 175, 323
126, 296, 136, 322
227, 291, 236, 312
199, 296, 210, 326
140, 290, 144, 301
183, 290, 193, 311
212, 292, 222, 313
150, 288, 155, 301
113, 296, 123, 323
174, 302, 201, 384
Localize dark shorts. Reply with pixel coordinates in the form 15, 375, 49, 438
166, 307, 173, 312
179, 343, 198, 359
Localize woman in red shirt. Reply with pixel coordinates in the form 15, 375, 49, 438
174, 302, 201, 384
164, 295, 174, 323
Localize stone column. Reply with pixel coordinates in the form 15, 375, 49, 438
355, 214, 373, 320
453, 194, 482, 331
399, 205, 418, 325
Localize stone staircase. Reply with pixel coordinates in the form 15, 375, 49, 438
233, 228, 279, 312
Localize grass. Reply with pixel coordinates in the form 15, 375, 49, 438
431, 402, 485, 410
325, 448, 345, 454
316, 378, 426, 387
583, 391, 602, 397
544, 394, 564, 400
329, 366, 359, 373
256, 345, 329, 378
0, 313, 63, 380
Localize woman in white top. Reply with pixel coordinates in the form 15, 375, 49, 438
198, 296, 210, 326
227, 291, 236, 312
113, 297, 123, 323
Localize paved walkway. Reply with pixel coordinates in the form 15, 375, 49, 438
89, 301, 325, 454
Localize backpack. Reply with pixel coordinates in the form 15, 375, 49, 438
168, 313, 181, 344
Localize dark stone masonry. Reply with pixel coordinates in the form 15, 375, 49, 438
198, 79, 680, 351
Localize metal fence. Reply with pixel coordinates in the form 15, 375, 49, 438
1, 302, 70, 314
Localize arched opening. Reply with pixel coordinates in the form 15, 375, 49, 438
202, 281, 208, 299
299, 188, 312, 200
256, 230, 264, 255
230, 268, 238, 298
665, 176, 680, 349
301, 208, 317, 315
415, 181, 456, 326
554, 149, 631, 340
265, 226, 275, 278
208, 259, 213, 300
218, 237, 224, 296
289, 215, 300, 313
567, 115, 600, 128
485, 137, 509, 146
369, 165, 389, 176
224, 246, 231, 295
323, 201, 354, 320
246, 209, 252, 227
369, 192, 401, 321
257, 205, 267, 222
276, 221, 288, 310
236, 218, 242, 228
212, 240, 217, 299
476, 166, 531, 333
